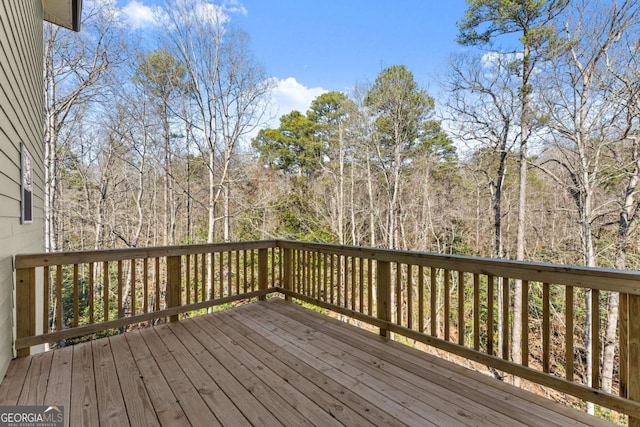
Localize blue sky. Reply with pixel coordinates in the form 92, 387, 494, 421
118, 0, 476, 121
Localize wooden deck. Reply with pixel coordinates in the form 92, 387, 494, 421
0, 298, 613, 426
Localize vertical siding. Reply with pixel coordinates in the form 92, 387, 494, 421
0, 1, 44, 379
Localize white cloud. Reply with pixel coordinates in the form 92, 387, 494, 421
269, 77, 327, 119
121, 0, 164, 29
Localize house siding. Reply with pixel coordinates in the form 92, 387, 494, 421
0, 1, 44, 379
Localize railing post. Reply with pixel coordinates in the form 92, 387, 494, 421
376, 260, 391, 338
167, 256, 181, 322
258, 249, 268, 301
15, 267, 35, 357
628, 294, 640, 427
283, 248, 292, 301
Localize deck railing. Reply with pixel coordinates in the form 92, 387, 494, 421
274, 241, 640, 425
14, 241, 282, 354
14, 240, 640, 424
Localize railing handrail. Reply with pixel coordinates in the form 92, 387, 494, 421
14, 240, 277, 269
16, 239, 640, 293
276, 240, 640, 295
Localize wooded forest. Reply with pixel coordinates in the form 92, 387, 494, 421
43, 0, 640, 418
47, 0, 640, 266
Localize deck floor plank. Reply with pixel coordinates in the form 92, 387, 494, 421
69, 342, 99, 427
0, 298, 615, 427
156, 322, 251, 426
108, 334, 160, 427
137, 326, 220, 427
0, 355, 31, 405
225, 305, 437, 426
18, 349, 53, 406
215, 309, 396, 427
91, 337, 130, 426
271, 298, 614, 427
244, 302, 488, 426
259, 301, 543, 427
171, 320, 284, 427
188, 315, 316, 426
44, 346, 73, 427
197, 313, 344, 427
124, 330, 189, 426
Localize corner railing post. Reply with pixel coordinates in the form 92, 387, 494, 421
283, 248, 292, 301
167, 256, 181, 322
376, 260, 391, 338
628, 293, 640, 427
15, 266, 35, 357
258, 248, 268, 301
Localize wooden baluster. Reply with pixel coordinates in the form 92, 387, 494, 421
543, 283, 550, 373
219, 252, 224, 297
270, 247, 275, 288
397, 264, 403, 326
155, 258, 160, 311
243, 250, 248, 294
16, 266, 35, 357
521, 280, 529, 367
352, 256, 357, 311
501, 277, 509, 360
419, 266, 425, 334
202, 253, 207, 301
620, 292, 628, 398
444, 269, 450, 341
117, 260, 123, 318
592, 289, 600, 389
337, 255, 342, 307
628, 294, 640, 427
167, 256, 181, 322
377, 260, 391, 338
44, 266, 50, 332
487, 275, 494, 356
473, 273, 480, 351
131, 260, 136, 317
430, 268, 437, 337
56, 265, 63, 330
87, 264, 93, 324
186, 255, 191, 305
566, 285, 574, 381
258, 248, 268, 300
359, 258, 364, 314
283, 248, 292, 301
193, 254, 198, 303
458, 271, 464, 346
343, 256, 349, 308
227, 251, 232, 297
330, 254, 335, 305
143, 258, 148, 314
368, 259, 373, 316
407, 265, 413, 330
73, 264, 79, 328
